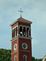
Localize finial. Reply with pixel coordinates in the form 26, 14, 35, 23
18, 8, 23, 17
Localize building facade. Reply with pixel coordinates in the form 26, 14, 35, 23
11, 17, 32, 61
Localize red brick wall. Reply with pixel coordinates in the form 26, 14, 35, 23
11, 38, 32, 61
11, 39, 19, 61
19, 38, 32, 61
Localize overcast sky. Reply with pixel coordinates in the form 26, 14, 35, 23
0, 0, 46, 59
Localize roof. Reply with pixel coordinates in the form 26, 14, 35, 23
11, 17, 32, 26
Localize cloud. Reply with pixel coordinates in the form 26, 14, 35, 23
0, 0, 46, 58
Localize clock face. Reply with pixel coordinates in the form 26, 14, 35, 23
22, 43, 28, 49
14, 44, 17, 50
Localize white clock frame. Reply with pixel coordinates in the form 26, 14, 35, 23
14, 44, 17, 50
22, 43, 28, 49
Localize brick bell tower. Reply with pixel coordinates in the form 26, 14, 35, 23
11, 17, 32, 61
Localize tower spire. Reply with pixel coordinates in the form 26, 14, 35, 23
18, 8, 23, 17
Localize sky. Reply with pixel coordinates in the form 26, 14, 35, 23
0, 0, 46, 59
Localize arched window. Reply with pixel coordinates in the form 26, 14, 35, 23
19, 26, 23, 36
12, 27, 18, 38
19, 26, 31, 38
23, 55, 27, 61
12, 29, 15, 37
29, 28, 31, 36
23, 27, 26, 36
14, 56, 16, 61
16, 27, 17, 36
27, 27, 31, 37
27, 27, 29, 37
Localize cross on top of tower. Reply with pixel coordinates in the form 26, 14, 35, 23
18, 8, 23, 17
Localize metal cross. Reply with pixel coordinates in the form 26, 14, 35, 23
18, 8, 23, 17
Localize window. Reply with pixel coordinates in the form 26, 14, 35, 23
12, 29, 15, 37
14, 56, 16, 61
12, 27, 18, 38
23, 55, 27, 61
27, 28, 29, 37
23, 27, 26, 36
27, 27, 31, 37
16, 27, 17, 36
19, 26, 31, 38
14, 44, 17, 50
19, 26, 23, 36
29, 28, 31, 36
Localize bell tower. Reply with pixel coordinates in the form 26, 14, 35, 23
11, 17, 32, 61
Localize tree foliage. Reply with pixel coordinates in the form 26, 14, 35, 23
32, 57, 42, 61
0, 49, 11, 61
0, 49, 42, 61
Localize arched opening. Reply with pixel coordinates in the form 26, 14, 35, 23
23, 55, 27, 61
23, 27, 26, 36
14, 56, 16, 61
19, 26, 23, 36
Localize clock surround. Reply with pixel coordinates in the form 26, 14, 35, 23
22, 43, 28, 49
